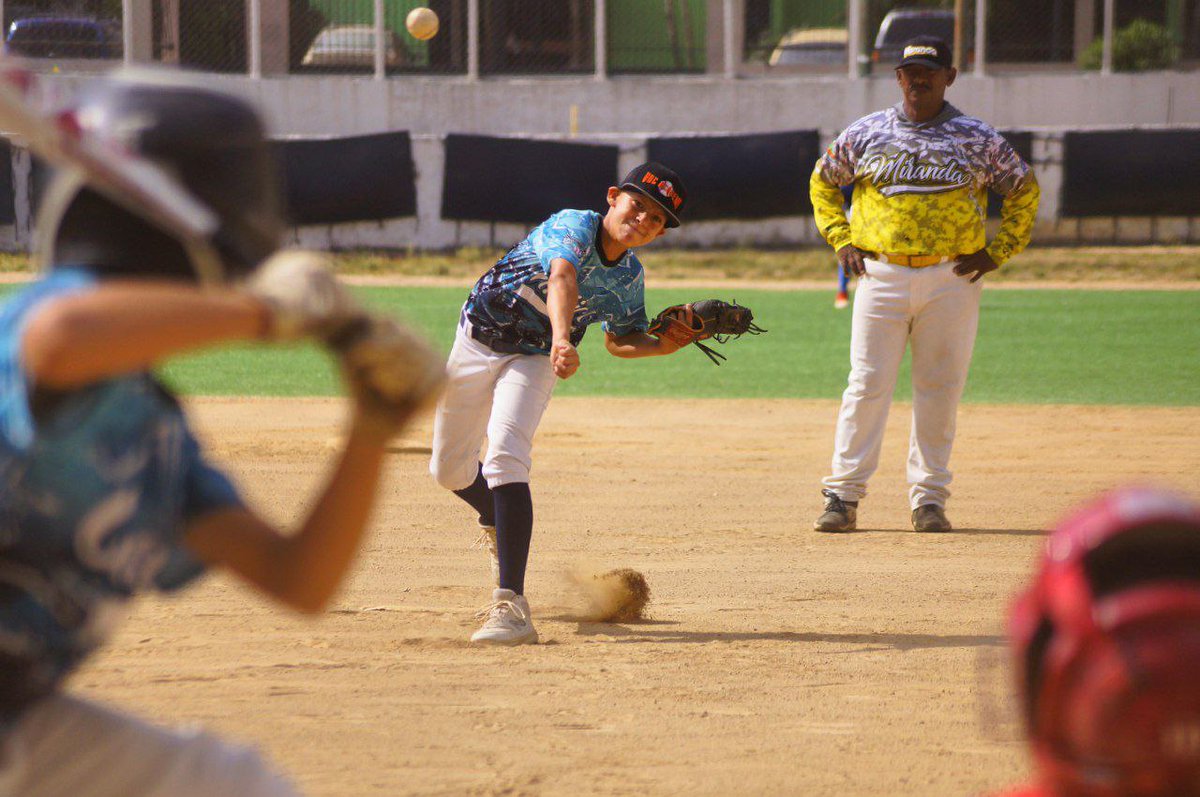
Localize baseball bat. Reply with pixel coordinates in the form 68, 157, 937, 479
0, 62, 226, 283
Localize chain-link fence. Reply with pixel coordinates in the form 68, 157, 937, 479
745, 0, 847, 69
2, 1, 1196, 77
608, 0, 704, 74
2, 1, 123, 63
749, 0, 1199, 75
479, 0, 591, 75
293, 0, 466, 75
1073, 0, 1200, 71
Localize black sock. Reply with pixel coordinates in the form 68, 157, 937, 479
452, 465, 494, 527
493, 482, 533, 595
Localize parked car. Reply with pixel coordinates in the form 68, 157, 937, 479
300, 25, 406, 70
872, 8, 956, 68
5, 16, 120, 59
768, 28, 848, 68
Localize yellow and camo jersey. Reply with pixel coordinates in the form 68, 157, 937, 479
810, 102, 1039, 266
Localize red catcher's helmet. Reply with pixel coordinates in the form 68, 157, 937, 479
1009, 488, 1200, 797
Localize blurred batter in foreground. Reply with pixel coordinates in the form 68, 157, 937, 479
0, 71, 439, 796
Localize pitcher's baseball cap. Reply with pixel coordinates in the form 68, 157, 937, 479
896, 35, 952, 70
619, 161, 687, 228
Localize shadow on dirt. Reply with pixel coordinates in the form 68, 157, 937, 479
844, 527, 1048, 537
568, 624, 1005, 651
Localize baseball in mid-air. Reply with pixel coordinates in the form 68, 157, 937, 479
405, 7, 439, 40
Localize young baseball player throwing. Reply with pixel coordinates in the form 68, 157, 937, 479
809, 36, 1039, 533
0, 71, 441, 796
430, 162, 691, 645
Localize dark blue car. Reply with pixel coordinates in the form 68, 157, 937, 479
6, 16, 120, 59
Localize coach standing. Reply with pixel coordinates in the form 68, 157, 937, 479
809, 36, 1039, 533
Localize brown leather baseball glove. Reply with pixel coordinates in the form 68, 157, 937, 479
647, 299, 765, 365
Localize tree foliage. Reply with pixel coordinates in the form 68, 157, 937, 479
1082, 19, 1179, 72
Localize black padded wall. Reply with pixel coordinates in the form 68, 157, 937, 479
29, 156, 52, 224
989, 130, 1034, 218
1062, 130, 1200, 216
275, 131, 416, 225
441, 134, 619, 224
646, 130, 820, 220
0, 140, 13, 225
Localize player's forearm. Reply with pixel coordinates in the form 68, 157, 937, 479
546, 264, 579, 343
604, 330, 680, 358
986, 175, 1040, 266
23, 283, 268, 388
185, 422, 388, 614
810, 167, 853, 251
274, 422, 388, 612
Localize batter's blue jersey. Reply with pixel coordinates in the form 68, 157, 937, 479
0, 269, 243, 722
463, 209, 649, 355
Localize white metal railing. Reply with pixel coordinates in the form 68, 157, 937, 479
1102, 0, 1116, 74
17, 0, 1126, 81
360, 0, 1121, 80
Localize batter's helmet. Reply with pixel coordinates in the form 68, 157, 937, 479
1009, 487, 1200, 797
37, 69, 285, 284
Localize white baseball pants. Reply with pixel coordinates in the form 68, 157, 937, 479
823, 259, 982, 509
429, 321, 557, 491
0, 695, 299, 797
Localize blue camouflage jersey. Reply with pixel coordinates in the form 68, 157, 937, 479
463, 209, 649, 355
0, 269, 242, 723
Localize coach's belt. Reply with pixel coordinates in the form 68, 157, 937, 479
872, 252, 962, 268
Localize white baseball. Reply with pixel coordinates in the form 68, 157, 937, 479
406, 7, 439, 41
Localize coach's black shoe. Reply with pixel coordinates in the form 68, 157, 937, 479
912, 504, 952, 533
813, 489, 857, 532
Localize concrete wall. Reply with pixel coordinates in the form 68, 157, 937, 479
6, 70, 1199, 252
258, 70, 1200, 250
236, 71, 1200, 138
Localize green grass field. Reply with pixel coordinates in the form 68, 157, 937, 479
3, 284, 1194, 404
140, 286, 1198, 406
4, 246, 1200, 282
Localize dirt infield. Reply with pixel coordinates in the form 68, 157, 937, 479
77, 397, 1200, 796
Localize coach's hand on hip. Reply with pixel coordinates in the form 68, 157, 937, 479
953, 249, 999, 283
551, 339, 580, 379
836, 244, 869, 277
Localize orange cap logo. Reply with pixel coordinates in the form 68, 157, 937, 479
641, 171, 682, 209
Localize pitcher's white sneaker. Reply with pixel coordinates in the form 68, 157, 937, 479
474, 524, 500, 586
470, 588, 538, 646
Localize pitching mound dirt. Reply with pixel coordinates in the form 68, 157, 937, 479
87, 397, 1200, 796
568, 566, 651, 622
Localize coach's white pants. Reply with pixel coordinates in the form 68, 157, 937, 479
823, 259, 982, 509
0, 695, 299, 797
430, 323, 557, 491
